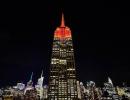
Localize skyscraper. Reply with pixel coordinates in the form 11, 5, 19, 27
24, 72, 34, 95
48, 14, 78, 100
35, 70, 44, 99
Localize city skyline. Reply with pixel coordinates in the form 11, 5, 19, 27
0, 1, 129, 88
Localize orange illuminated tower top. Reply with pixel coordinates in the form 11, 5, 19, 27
54, 13, 71, 39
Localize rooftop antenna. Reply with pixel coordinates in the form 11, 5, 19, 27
30, 72, 33, 82
60, 13, 65, 27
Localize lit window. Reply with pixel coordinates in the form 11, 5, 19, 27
59, 59, 67, 65
67, 68, 75, 71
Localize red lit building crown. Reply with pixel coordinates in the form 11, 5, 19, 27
54, 13, 71, 39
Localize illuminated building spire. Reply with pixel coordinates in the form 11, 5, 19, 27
26, 72, 33, 89
41, 70, 43, 78
30, 72, 33, 82
108, 77, 113, 87
60, 13, 65, 27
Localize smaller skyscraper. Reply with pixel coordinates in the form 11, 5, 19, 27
16, 83, 25, 90
108, 77, 113, 87
35, 70, 44, 99
24, 72, 34, 95
77, 81, 82, 99
43, 85, 48, 99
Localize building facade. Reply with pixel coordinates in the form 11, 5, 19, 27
48, 14, 78, 100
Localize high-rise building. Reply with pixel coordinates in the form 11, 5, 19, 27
43, 85, 48, 99
48, 13, 78, 100
108, 77, 113, 87
35, 70, 44, 99
24, 72, 34, 95
77, 81, 81, 99
15, 83, 25, 90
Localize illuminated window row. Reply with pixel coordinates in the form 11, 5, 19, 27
67, 68, 75, 71
50, 70, 58, 72
51, 59, 67, 65
50, 76, 57, 78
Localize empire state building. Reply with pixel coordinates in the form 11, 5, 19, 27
48, 14, 78, 100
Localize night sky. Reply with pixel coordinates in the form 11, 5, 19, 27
0, 1, 129, 87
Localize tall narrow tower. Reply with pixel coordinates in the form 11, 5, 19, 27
48, 14, 78, 100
